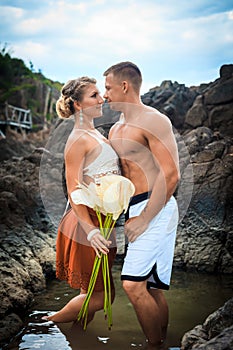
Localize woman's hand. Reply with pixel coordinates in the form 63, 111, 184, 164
88, 230, 112, 258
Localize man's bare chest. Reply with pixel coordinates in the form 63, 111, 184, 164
110, 126, 149, 158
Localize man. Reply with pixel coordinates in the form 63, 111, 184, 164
103, 62, 180, 349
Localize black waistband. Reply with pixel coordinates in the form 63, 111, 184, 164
125, 191, 151, 221
129, 191, 152, 206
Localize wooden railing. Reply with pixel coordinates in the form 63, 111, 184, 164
0, 103, 32, 137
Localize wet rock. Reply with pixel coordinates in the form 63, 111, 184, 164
0, 143, 56, 346
181, 298, 233, 350
0, 314, 23, 346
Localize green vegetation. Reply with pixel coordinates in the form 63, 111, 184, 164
0, 43, 62, 125
0, 43, 62, 93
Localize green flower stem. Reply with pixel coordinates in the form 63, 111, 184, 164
102, 254, 108, 316
77, 255, 102, 329
96, 209, 103, 231
105, 253, 112, 329
77, 211, 116, 330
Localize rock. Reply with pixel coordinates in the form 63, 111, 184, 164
181, 325, 208, 349
142, 79, 198, 129
220, 64, 233, 79
183, 127, 214, 155
0, 314, 23, 345
172, 119, 233, 273
174, 135, 233, 273
205, 79, 233, 105
183, 64, 233, 136
185, 95, 208, 128
181, 298, 233, 350
0, 143, 57, 346
0, 63, 233, 347
191, 148, 220, 163
208, 103, 233, 136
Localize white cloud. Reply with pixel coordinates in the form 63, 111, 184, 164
0, 0, 232, 91
69, 3, 155, 53
229, 10, 233, 20
0, 5, 24, 18
15, 41, 49, 56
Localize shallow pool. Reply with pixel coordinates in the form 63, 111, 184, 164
3, 265, 233, 350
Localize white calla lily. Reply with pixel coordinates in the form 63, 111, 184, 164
70, 174, 135, 330
101, 175, 135, 220
71, 174, 135, 220
71, 182, 101, 209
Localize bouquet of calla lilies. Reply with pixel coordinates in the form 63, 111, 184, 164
71, 174, 135, 330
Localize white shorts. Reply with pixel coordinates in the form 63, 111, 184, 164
121, 193, 178, 290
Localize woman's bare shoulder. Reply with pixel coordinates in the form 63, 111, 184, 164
65, 129, 92, 155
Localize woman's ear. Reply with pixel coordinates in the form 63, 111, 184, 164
73, 100, 81, 111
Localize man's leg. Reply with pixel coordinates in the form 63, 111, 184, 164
149, 288, 169, 340
122, 280, 163, 347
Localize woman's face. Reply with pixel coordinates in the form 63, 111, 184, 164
80, 84, 104, 118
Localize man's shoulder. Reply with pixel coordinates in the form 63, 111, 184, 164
144, 105, 169, 120
109, 121, 122, 138
146, 106, 172, 128
109, 121, 121, 131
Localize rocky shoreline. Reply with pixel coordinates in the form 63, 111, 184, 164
0, 65, 232, 348
0, 143, 57, 345
0, 130, 232, 349
181, 297, 233, 350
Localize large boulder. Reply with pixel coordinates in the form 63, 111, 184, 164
142, 80, 198, 129
184, 64, 233, 136
174, 127, 233, 273
0, 146, 56, 345
181, 298, 233, 350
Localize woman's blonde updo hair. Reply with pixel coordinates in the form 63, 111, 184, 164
56, 76, 97, 119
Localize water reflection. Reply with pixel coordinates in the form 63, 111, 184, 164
3, 265, 233, 350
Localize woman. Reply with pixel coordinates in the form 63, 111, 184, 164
44, 76, 120, 324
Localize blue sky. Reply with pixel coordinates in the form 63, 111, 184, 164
0, 0, 232, 93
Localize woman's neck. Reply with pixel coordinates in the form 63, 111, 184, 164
74, 119, 95, 130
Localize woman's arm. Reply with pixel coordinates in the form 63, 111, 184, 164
65, 131, 111, 256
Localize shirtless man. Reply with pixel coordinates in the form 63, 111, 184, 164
103, 62, 180, 349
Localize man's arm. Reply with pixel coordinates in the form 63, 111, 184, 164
125, 113, 180, 242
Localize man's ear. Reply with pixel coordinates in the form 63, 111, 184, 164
122, 81, 128, 94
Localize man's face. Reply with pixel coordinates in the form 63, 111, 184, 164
104, 73, 124, 103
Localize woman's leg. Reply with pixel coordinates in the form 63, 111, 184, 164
44, 288, 115, 324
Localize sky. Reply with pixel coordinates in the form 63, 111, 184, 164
0, 0, 233, 94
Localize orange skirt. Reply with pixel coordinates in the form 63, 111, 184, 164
56, 208, 117, 292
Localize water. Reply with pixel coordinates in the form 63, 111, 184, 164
2, 265, 233, 350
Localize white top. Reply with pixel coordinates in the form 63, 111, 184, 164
83, 131, 120, 183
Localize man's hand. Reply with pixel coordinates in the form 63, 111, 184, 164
125, 216, 149, 242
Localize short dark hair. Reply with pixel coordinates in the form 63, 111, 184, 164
103, 61, 142, 93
